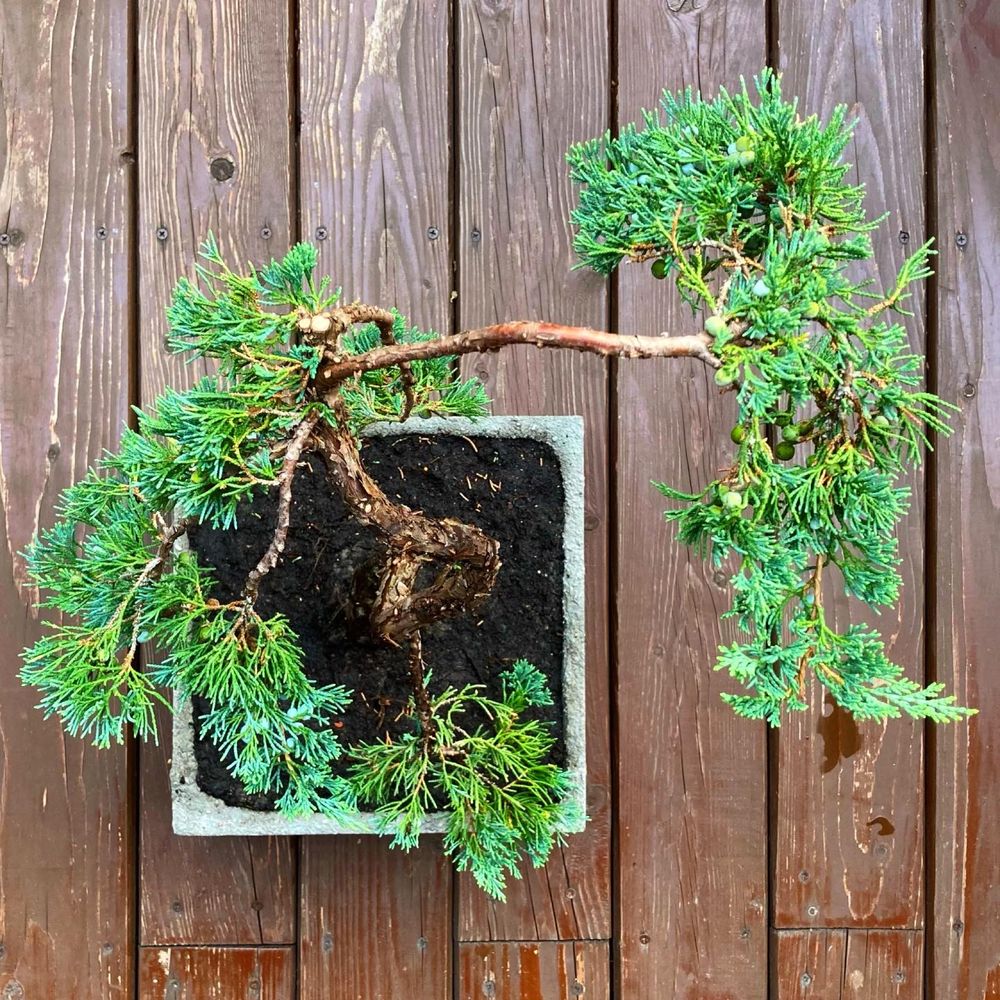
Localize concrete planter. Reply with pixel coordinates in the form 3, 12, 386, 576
171, 414, 587, 836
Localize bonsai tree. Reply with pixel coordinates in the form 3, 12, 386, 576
20, 71, 969, 899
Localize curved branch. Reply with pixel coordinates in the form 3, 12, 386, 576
312, 409, 500, 648
317, 320, 720, 388
242, 410, 322, 601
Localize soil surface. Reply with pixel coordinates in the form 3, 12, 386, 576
188, 431, 567, 810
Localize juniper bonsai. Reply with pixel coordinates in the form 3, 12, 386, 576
21, 71, 969, 900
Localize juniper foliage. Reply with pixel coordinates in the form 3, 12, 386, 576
568, 69, 967, 724
350, 660, 580, 899
20, 71, 971, 904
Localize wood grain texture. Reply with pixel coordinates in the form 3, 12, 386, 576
299, 837, 451, 1000
455, 0, 612, 942
459, 941, 609, 1000
930, 1, 1000, 997
775, 929, 922, 999
774, 0, 928, 929
0, 1, 133, 996
296, 1, 455, 993
137, 0, 296, 946
614, 4, 768, 998
298, 0, 452, 332
139, 946, 293, 999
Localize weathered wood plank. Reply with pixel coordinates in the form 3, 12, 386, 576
455, 0, 612, 943
139, 946, 294, 999
458, 942, 610, 1000
931, 2, 1000, 996
296, 1, 455, 993
775, 929, 922, 999
774, 0, 928, 930
614, 5, 769, 998
136, 0, 296, 945
0, 1, 133, 996
299, 837, 451, 1000
775, 929, 848, 1000
298, 0, 452, 331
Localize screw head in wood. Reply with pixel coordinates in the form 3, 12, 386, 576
315, 226, 328, 241
96, 225, 108, 240
956, 231, 968, 249
898, 230, 909, 244
800, 972, 812, 988
0, 233, 10, 246
260, 226, 272, 240
471, 227, 482, 243
427, 226, 440, 240
156, 226, 169, 242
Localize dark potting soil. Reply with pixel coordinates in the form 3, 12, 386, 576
187, 432, 567, 811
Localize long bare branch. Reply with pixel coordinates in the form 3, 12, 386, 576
317, 320, 720, 389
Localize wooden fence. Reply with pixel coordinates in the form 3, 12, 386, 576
0, 1, 997, 996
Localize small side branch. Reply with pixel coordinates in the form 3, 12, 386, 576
335, 302, 417, 419
407, 633, 435, 740
318, 320, 720, 388
243, 411, 322, 601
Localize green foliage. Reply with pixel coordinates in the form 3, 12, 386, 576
20, 70, 971, 899
349, 661, 580, 899
20, 238, 492, 819
339, 313, 490, 429
570, 69, 967, 724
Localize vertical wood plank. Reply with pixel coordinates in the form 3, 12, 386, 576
299, 837, 451, 999
842, 930, 922, 999
931, 2, 1000, 997
775, 929, 848, 1000
614, 4, 768, 998
0, 2, 133, 997
774, 0, 928, 930
775, 930, 922, 999
137, 0, 296, 946
296, 2, 455, 995
454, 0, 612, 945
298, 0, 452, 331
458, 942, 610, 1000
139, 947, 294, 999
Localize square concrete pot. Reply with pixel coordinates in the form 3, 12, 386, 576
171, 414, 587, 836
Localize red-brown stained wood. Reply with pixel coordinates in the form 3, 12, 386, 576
139, 946, 294, 999
775, 929, 922, 999
454, 0, 612, 942
776, 929, 848, 1000
0, 2, 133, 997
137, 0, 296, 945
614, 5, 768, 998
774, 0, 928, 929
459, 942, 609, 1000
931, 2, 1000, 997
296, 0, 455, 992
299, 837, 451, 1000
